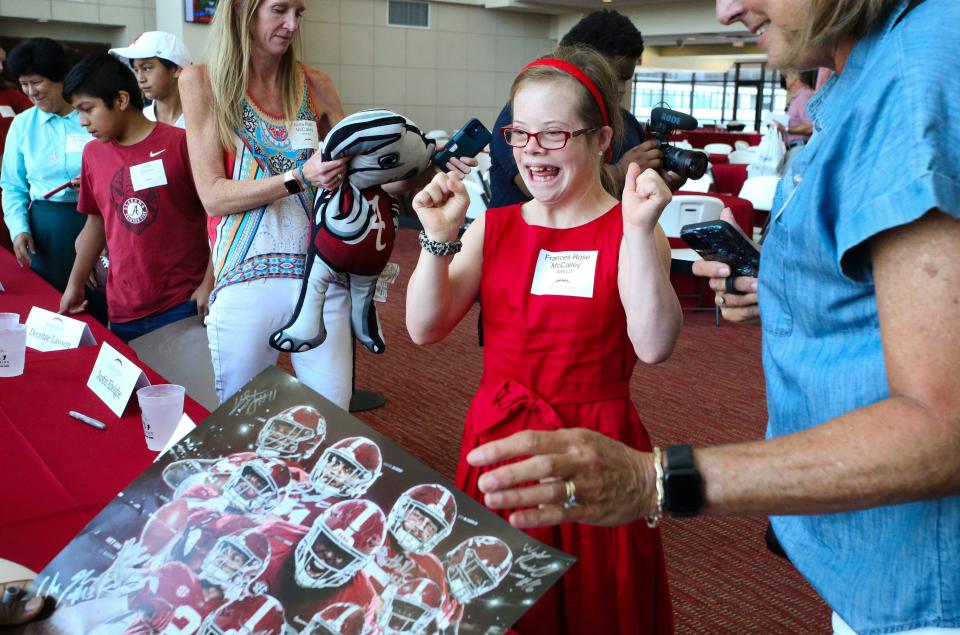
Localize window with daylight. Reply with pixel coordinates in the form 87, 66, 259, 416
630, 63, 787, 132
388, 0, 430, 28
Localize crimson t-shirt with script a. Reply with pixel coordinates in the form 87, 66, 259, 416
78, 123, 208, 322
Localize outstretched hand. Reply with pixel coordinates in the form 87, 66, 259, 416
466, 428, 655, 529
622, 165, 672, 231
411, 171, 470, 243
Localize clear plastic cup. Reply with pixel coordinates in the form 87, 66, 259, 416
0, 324, 27, 377
0, 313, 19, 329
136, 384, 185, 451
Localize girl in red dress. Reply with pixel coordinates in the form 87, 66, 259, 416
406, 46, 681, 634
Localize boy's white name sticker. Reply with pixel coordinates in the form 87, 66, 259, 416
65, 133, 93, 154
24, 306, 96, 352
129, 159, 168, 191
530, 249, 598, 298
87, 341, 150, 417
289, 120, 319, 151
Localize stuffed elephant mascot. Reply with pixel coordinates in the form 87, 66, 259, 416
269, 110, 435, 354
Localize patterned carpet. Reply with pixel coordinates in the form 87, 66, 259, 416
280, 227, 831, 634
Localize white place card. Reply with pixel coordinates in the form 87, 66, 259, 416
86, 342, 150, 417
25, 306, 96, 351
0, 106, 15, 118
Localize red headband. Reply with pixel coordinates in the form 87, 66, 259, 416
519, 58, 611, 160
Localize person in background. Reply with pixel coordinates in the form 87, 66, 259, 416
109, 31, 192, 129
0, 38, 107, 322
488, 9, 681, 209
776, 69, 815, 170
59, 54, 210, 342
407, 45, 680, 634
468, 1, 960, 633
0, 46, 34, 252
180, 0, 355, 408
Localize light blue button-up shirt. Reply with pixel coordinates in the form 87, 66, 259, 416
0, 106, 91, 239
760, 1, 960, 632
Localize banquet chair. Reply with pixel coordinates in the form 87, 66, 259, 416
682, 171, 714, 193
660, 196, 725, 325
703, 142, 734, 155
734, 140, 751, 150
659, 195, 725, 241
727, 150, 756, 165
738, 175, 780, 212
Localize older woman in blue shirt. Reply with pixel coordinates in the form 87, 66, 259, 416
1, 38, 92, 293
467, 1, 960, 633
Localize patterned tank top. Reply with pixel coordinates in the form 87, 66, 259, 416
209, 70, 319, 303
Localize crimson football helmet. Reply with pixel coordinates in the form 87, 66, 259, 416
377, 577, 443, 634
303, 602, 370, 635
294, 499, 386, 589
387, 483, 457, 554
444, 536, 513, 603
309, 436, 382, 499
200, 528, 271, 590
257, 405, 326, 461
173, 454, 243, 500
198, 593, 286, 635
223, 458, 291, 515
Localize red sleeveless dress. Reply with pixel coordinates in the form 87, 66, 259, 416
456, 203, 674, 634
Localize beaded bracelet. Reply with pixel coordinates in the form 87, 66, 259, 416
419, 230, 462, 257
646, 446, 665, 528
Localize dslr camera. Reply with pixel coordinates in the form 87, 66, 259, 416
647, 107, 708, 181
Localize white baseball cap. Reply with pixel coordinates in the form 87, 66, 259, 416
109, 31, 191, 69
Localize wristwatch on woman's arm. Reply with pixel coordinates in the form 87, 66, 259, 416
283, 169, 303, 195
662, 444, 704, 517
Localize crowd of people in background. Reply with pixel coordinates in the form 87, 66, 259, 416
1, 0, 959, 633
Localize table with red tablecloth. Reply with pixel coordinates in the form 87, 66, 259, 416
0, 248, 209, 572
711, 163, 750, 196
708, 153, 730, 165
671, 130, 762, 149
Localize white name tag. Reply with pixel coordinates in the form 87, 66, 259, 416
129, 159, 168, 191
289, 120, 319, 151
65, 133, 93, 154
25, 306, 96, 351
0, 106, 15, 118
530, 249, 599, 298
87, 341, 150, 417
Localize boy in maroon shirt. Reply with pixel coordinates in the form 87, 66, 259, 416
59, 54, 211, 342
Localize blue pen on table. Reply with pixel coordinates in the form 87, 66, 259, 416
68, 410, 106, 430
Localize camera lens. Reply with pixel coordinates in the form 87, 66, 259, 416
663, 146, 708, 181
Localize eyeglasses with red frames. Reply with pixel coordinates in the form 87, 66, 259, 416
500, 126, 599, 150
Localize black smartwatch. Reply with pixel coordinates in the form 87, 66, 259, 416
662, 444, 703, 517
283, 169, 303, 195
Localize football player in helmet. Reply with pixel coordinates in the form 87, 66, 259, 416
374, 578, 443, 635
253, 500, 386, 628
301, 602, 370, 635
199, 528, 272, 591
387, 484, 457, 555
309, 436, 382, 499
256, 404, 326, 463
443, 537, 513, 604
198, 593, 287, 635
221, 458, 293, 516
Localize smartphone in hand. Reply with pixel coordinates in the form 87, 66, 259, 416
433, 118, 492, 167
680, 219, 760, 278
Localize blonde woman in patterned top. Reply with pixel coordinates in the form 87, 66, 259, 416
181, 0, 353, 407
